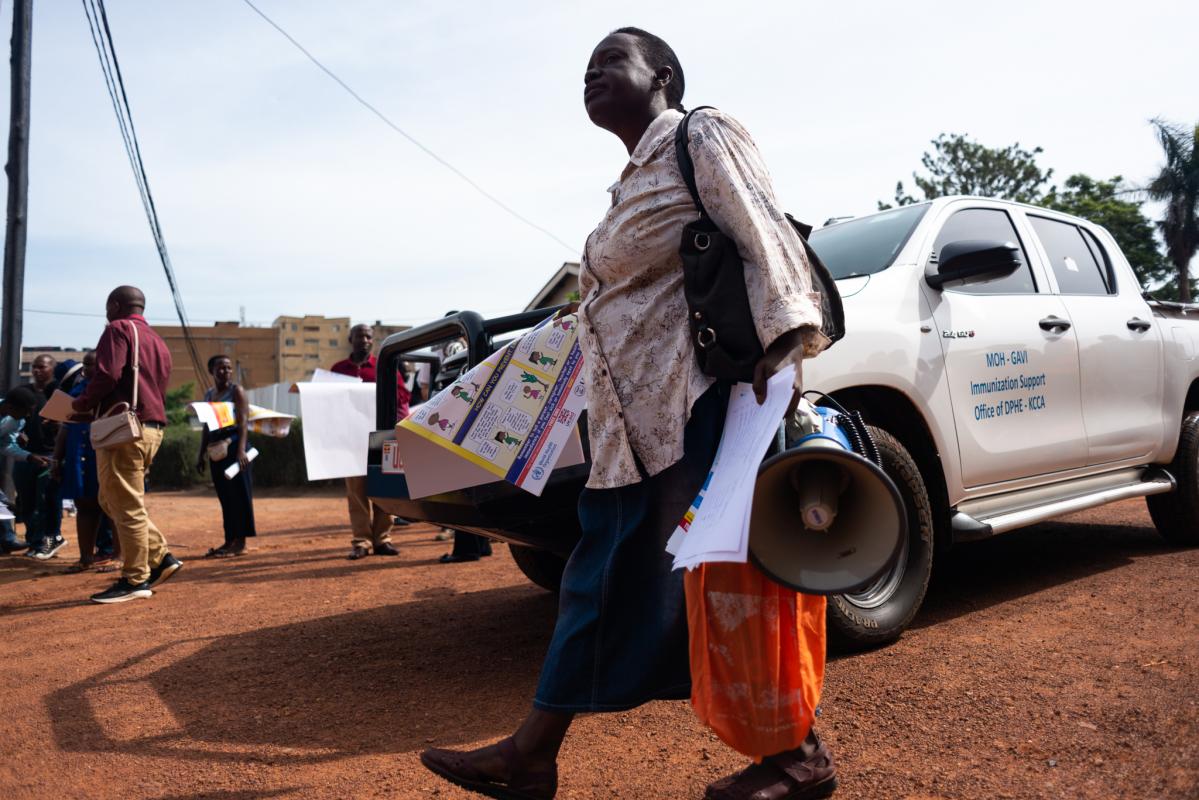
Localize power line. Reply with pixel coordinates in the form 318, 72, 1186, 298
238, 0, 580, 256
81, 0, 210, 389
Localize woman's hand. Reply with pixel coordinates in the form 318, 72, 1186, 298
50, 459, 62, 482
237, 449, 251, 471
752, 328, 807, 415
195, 455, 206, 475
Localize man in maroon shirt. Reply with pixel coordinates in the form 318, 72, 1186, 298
330, 323, 401, 560
73, 286, 183, 603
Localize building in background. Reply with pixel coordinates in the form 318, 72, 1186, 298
19, 346, 91, 381
159, 321, 280, 398
274, 314, 351, 384
525, 261, 580, 311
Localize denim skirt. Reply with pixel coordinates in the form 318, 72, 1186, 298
534, 384, 727, 712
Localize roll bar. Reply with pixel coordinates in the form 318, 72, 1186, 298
376, 306, 564, 429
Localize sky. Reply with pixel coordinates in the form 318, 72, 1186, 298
5, 0, 1196, 348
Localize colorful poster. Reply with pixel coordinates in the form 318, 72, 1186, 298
398, 311, 586, 497
188, 402, 296, 438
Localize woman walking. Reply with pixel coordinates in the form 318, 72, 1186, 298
54, 352, 119, 571
420, 28, 835, 800
196, 355, 256, 557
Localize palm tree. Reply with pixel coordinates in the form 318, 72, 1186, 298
1146, 119, 1199, 303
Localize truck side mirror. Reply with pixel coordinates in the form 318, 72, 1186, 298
925, 240, 1022, 289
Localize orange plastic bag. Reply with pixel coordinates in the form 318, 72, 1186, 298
684, 561, 827, 760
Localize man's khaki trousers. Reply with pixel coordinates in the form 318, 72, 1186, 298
344, 475, 392, 549
96, 426, 167, 585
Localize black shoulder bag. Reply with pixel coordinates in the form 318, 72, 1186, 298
675, 106, 845, 383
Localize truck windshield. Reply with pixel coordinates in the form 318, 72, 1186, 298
808, 204, 930, 279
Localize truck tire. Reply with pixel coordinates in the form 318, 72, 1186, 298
510, 545, 567, 593
827, 426, 934, 652
1146, 410, 1199, 546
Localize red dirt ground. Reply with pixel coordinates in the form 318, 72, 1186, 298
0, 489, 1195, 799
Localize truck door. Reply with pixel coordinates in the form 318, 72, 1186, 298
923, 206, 1089, 487
1026, 214, 1164, 464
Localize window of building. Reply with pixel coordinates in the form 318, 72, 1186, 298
332, 324, 341, 332
284, 338, 296, 346
304, 338, 319, 346
933, 208, 1037, 294
1028, 216, 1110, 295
329, 339, 338, 347
305, 354, 319, 360
290, 323, 297, 332
304, 326, 320, 332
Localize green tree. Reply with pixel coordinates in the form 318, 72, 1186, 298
1145, 119, 1199, 303
1042, 174, 1170, 294
880, 133, 1054, 210
165, 381, 195, 427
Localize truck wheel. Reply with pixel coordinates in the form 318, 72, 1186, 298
509, 545, 567, 593
1146, 410, 1199, 546
827, 426, 934, 652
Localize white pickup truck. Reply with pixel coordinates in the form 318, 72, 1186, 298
369, 195, 1199, 650
805, 195, 1199, 647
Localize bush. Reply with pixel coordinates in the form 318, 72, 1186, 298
148, 424, 201, 490
248, 421, 319, 487
148, 420, 334, 491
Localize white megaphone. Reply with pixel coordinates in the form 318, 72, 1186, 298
749, 398, 906, 595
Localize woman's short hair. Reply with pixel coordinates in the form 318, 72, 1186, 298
612, 27, 685, 111
207, 354, 231, 373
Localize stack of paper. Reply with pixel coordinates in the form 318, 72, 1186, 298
667, 364, 796, 570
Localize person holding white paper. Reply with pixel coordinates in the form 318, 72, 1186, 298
330, 324, 400, 560
196, 355, 256, 558
421, 27, 833, 800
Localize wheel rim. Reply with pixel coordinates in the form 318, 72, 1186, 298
841, 529, 909, 610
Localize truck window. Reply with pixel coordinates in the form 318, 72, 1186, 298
1028, 216, 1111, 295
807, 204, 929, 279
934, 208, 1037, 294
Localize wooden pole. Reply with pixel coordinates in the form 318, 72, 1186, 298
0, 0, 32, 393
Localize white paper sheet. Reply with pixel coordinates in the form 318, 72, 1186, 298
312, 368, 361, 383
296, 383, 376, 480
668, 364, 796, 570
223, 447, 260, 479
38, 389, 77, 423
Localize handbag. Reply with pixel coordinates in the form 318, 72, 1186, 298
674, 106, 845, 382
90, 320, 144, 451
206, 438, 231, 462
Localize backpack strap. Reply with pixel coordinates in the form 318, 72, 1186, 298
673, 106, 716, 218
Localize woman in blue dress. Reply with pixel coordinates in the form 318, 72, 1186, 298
54, 352, 118, 571
195, 355, 256, 557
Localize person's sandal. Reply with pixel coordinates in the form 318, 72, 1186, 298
420, 737, 557, 800
705, 735, 838, 800
204, 546, 241, 558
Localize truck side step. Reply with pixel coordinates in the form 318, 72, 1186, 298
952, 467, 1176, 541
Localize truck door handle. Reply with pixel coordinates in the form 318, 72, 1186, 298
1038, 316, 1071, 333
1126, 317, 1152, 333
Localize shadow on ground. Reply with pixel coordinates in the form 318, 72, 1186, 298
912, 517, 1172, 630
46, 584, 558, 765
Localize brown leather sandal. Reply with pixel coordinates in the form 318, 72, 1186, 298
705, 736, 838, 800
420, 737, 557, 800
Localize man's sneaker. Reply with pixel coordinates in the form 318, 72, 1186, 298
90, 579, 153, 604
373, 542, 400, 556
347, 543, 370, 560
147, 553, 183, 588
32, 535, 67, 560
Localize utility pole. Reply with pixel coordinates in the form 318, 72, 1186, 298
0, 0, 32, 393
